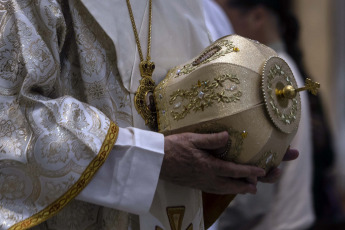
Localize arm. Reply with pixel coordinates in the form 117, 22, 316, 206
0, 0, 163, 228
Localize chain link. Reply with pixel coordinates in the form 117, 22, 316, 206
125, 0, 152, 62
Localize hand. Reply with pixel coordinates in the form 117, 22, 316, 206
258, 147, 299, 183
160, 131, 266, 195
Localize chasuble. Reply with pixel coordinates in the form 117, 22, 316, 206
0, 0, 213, 229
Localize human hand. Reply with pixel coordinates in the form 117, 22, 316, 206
160, 131, 266, 195
258, 147, 299, 183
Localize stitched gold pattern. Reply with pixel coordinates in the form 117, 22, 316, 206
262, 57, 301, 134
255, 150, 277, 170
1, 0, 129, 229
169, 74, 242, 121
176, 40, 237, 77
266, 64, 298, 124
9, 122, 119, 230
192, 45, 221, 66
167, 206, 185, 230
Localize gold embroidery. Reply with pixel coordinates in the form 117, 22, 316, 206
255, 150, 277, 170
266, 64, 298, 125
167, 206, 185, 230
0, 173, 26, 200
192, 45, 221, 66
176, 40, 237, 77
9, 122, 119, 230
1, 1, 132, 228
262, 57, 300, 134
169, 74, 242, 121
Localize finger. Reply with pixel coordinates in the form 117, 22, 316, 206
212, 159, 265, 178
282, 148, 299, 161
216, 177, 258, 195
190, 131, 229, 150
258, 167, 281, 183
245, 176, 258, 186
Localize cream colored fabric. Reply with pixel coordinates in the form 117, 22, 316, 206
0, 0, 213, 229
251, 50, 314, 230
218, 44, 314, 230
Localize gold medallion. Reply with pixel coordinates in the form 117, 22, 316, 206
134, 60, 157, 130
126, 0, 158, 130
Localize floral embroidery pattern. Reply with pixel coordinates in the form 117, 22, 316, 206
169, 74, 242, 120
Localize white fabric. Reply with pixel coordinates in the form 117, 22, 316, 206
78, 0, 212, 229
81, 0, 212, 130
202, 0, 234, 42
77, 127, 164, 215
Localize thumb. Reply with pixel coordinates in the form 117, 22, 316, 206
191, 131, 229, 150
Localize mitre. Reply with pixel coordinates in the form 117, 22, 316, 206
154, 34, 310, 171
153, 34, 320, 228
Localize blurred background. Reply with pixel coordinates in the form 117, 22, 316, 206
295, 1, 345, 227
295, 1, 345, 229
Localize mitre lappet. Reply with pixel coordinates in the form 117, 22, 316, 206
154, 34, 319, 172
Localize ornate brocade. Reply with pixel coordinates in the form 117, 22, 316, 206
0, 0, 132, 229
10, 122, 119, 230
169, 74, 242, 121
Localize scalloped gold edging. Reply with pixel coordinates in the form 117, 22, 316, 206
9, 122, 119, 230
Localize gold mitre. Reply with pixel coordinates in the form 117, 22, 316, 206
154, 34, 311, 171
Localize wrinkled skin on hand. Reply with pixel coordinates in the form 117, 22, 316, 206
160, 131, 299, 195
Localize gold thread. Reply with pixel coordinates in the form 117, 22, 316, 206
266, 64, 298, 125
9, 122, 119, 230
175, 40, 237, 77
255, 150, 277, 170
169, 74, 242, 121
166, 206, 185, 230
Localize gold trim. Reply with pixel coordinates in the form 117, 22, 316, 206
167, 206, 185, 230
169, 74, 242, 121
134, 76, 158, 130
9, 122, 119, 230
262, 57, 301, 134
176, 40, 237, 77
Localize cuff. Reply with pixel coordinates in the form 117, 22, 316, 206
77, 127, 164, 215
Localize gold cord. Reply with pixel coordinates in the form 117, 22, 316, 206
125, 0, 152, 62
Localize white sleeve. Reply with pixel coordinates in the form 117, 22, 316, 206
202, 0, 234, 41
76, 127, 165, 215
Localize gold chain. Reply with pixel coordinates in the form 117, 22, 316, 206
125, 0, 157, 130
126, 0, 152, 62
